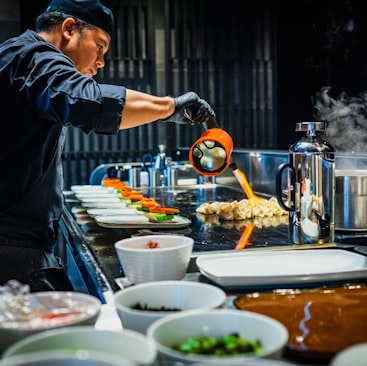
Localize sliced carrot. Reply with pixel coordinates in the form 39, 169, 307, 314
129, 194, 144, 201
141, 200, 159, 208
102, 178, 120, 187
114, 182, 129, 189
149, 207, 180, 215
118, 186, 132, 192
141, 197, 156, 202
118, 190, 132, 197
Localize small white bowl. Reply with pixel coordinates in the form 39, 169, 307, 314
114, 235, 194, 284
0, 350, 136, 366
2, 326, 157, 366
0, 291, 101, 355
114, 280, 226, 334
147, 309, 289, 365
330, 342, 367, 366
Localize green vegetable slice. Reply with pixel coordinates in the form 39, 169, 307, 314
173, 333, 262, 355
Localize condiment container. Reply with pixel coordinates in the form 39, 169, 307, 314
276, 121, 335, 244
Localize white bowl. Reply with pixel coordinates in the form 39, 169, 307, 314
2, 326, 157, 366
0, 291, 101, 355
146, 309, 289, 365
114, 280, 226, 334
114, 235, 194, 284
0, 350, 136, 366
330, 342, 367, 366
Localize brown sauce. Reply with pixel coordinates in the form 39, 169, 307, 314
234, 284, 367, 355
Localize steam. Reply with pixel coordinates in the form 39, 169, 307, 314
313, 86, 367, 153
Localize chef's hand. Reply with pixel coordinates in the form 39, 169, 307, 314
163, 92, 216, 125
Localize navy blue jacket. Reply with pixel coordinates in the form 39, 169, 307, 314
0, 30, 126, 250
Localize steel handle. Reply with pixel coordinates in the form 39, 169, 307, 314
276, 163, 295, 212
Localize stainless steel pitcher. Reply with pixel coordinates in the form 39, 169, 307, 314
276, 122, 336, 244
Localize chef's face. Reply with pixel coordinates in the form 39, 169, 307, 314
62, 21, 111, 77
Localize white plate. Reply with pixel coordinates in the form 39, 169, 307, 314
331, 343, 367, 366
94, 214, 191, 229
75, 192, 117, 199
87, 208, 138, 217
71, 185, 111, 193
80, 197, 121, 203
196, 249, 367, 288
81, 201, 128, 208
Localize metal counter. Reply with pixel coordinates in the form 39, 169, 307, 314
57, 150, 367, 365
58, 149, 367, 303
60, 183, 341, 304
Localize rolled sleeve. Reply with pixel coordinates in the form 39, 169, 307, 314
95, 84, 126, 134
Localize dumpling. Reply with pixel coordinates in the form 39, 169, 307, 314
233, 200, 253, 220
196, 202, 216, 215
216, 202, 234, 220
196, 196, 287, 222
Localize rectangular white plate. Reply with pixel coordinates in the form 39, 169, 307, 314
196, 249, 367, 288
80, 197, 121, 203
71, 185, 111, 193
86, 208, 138, 217
80, 201, 128, 208
94, 214, 191, 229
75, 192, 117, 200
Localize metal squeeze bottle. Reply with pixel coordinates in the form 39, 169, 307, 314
276, 122, 336, 244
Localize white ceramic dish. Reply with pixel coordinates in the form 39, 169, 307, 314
80, 197, 121, 204
196, 249, 367, 288
75, 192, 118, 200
71, 185, 111, 193
330, 343, 367, 366
0, 350, 136, 366
81, 201, 128, 208
146, 309, 289, 365
96, 214, 151, 223
114, 235, 194, 284
114, 280, 226, 334
86, 208, 137, 217
0, 291, 101, 355
2, 326, 156, 366
97, 214, 191, 229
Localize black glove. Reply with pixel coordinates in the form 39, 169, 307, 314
163, 92, 216, 124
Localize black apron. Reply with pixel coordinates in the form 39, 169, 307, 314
0, 127, 73, 291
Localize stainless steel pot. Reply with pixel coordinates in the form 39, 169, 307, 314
335, 170, 367, 231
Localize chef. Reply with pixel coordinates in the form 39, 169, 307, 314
0, 0, 215, 291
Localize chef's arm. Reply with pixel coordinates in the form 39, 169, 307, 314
119, 90, 215, 129
119, 89, 174, 129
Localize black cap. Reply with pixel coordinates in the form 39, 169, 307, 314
45, 0, 114, 37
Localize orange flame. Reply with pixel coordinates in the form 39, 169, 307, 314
232, 167, 263, 201
235, 224, 255, 250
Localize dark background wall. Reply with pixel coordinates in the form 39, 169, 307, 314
4, 0, 367, 186
276, 0, 367, 148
